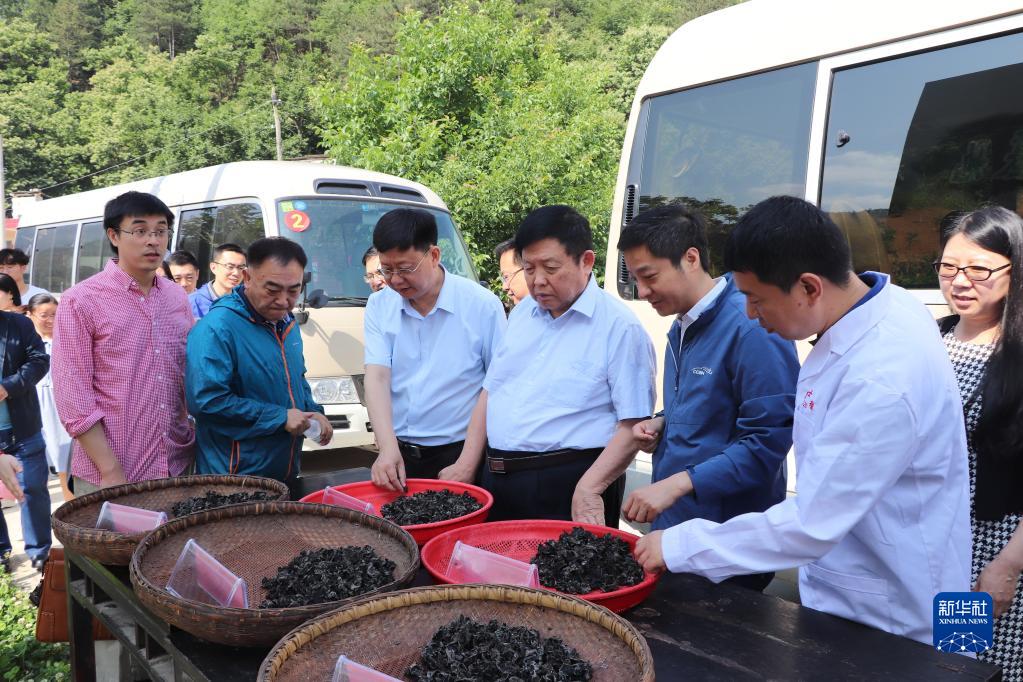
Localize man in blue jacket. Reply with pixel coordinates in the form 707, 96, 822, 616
186, 237, 331, 484
619, 204, 798, 591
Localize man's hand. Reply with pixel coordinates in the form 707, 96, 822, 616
309, 413, 333, 446
571, 484, 606, 526
974, 555, 1023, 617
0, 453, 23, 501
623, 472, 692, 524
632, 416, 664, 454
284, 408, 312, 435
438, 459, 477, 484
98, 462, 127, 489
634, 530, 666, 573
0, 385, 9, 402
371, 445, 406, 492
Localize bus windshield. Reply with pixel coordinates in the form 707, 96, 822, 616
631, 62, 816, 273
276, 198, 475, 301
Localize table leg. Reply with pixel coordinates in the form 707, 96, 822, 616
67, 558, 96, 682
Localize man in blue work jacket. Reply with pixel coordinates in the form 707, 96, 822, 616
186, 237, 332, 484
620, 204, 798, 591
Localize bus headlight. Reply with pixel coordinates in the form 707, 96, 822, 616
308, 376, 360, 404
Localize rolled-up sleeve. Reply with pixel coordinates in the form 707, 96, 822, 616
606, 321, 656, 421
52, 294, 105, 437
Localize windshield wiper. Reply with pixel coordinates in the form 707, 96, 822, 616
329, 295, 369, 306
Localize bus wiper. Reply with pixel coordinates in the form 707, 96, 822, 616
329, 295, 369, 306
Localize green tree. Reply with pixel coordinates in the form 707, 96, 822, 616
318, 0, 624, 280
132, 0, 198, 58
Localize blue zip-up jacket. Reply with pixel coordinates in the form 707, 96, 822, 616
185, 287, 323, 481
651, 274, 799, 531
188, 282, 218, 319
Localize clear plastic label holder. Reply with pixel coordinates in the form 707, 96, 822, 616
332, 656, 401, 682
322, 486, 377, 516
446, 541, 540, 587
166, 538, 249, 608
95, 501, 167, 534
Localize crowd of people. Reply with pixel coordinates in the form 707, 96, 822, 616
0, 188, 1019, 677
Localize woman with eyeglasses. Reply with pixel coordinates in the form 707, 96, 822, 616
0, 274, 23, 313
26, 294, 73, 501
937, 206, 1023, 679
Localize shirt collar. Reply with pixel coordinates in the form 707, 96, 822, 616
676, 276, 727, 325
815, 272, 892, 357
531, 275, 599, 320
401, 265, 454, 317
105, 259, 160, 292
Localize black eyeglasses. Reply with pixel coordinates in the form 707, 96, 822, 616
932, 261, 1010, 282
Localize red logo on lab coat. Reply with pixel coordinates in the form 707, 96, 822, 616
801, 389, 815, 411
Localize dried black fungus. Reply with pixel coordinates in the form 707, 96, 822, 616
380, 489, 482, 525
531, 527, 644, 594
171, 490, 274, 517
406, 615, 593, 682
258, 546, 396, 608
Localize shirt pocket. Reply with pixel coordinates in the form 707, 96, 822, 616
546, 359, 606, 409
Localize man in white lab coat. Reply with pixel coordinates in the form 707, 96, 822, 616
635, 196, 971, 644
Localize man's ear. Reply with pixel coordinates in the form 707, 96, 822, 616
242, 268, 252, 284
797, 273, 825, 302
581, 249, 596, 270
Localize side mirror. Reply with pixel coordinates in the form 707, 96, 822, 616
307, 289, 328, 309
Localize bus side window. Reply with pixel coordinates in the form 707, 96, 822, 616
820, 31, 1023, 288
76, 221, 114, 284
177, 203, 264, 285
32, 224, 76, 294
15, 227, 36, 283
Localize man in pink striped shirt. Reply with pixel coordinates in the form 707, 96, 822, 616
53, 191, 194, 493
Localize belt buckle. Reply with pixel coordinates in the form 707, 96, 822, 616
488, 458, 506, 474
403, 442, 423, 460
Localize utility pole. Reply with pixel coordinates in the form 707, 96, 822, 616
271, 87, 284, 161
0, 134, 6, 249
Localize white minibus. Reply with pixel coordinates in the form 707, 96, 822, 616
12, 161, 477, 452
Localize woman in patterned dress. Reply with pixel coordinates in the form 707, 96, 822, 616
937, 206, 1023, 680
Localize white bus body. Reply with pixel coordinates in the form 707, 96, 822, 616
14, 161, 477, 452
607, 0, 1023, 510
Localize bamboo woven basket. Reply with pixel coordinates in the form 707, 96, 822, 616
51, 475, 290, 565
130, 501, 420, 647
258, 584, 655, 681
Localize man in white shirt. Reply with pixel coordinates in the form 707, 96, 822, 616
365, 208, 506, 491
441, 205, 656, 527
0, 248, 48, 303
634, 195, 971, 644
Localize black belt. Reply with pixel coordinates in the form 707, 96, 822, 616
397, 439, 464, 460
486, 446, 602, 474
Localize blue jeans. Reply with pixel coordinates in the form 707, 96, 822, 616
0, 430, 52, 561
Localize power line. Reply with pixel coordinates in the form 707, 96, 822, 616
28, 101, 273, 193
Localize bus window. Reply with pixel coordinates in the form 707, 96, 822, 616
276, 198, 474, 301
821, 31, 1023, 288
15, 227, 36, 281
32, 224, 76, 294
76, 221, 114, 283
626, 62, 816, 292
176, 203, 265, 283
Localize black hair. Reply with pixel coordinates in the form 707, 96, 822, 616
212, 243, 245, 261
246, 237, 307, 269
362, 246, 379, 266
103, 191, 175, 256
617, 204, 710, 271
0, 274, 22, 308
166, 250, 199, 269
26, 293, 58, 311
724, 195, 853, 289
0, 248, 30, 266
373, 208, 437, 253
941, 206, 1023, 461
494, 238, 520, 265
514, 205, 593, 262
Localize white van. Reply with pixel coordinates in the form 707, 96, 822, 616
606, 0, 1023, 506
12, 161, 477, 451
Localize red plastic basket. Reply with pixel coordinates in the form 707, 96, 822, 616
299, 479, 493, 546
420, 520, 660, 613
